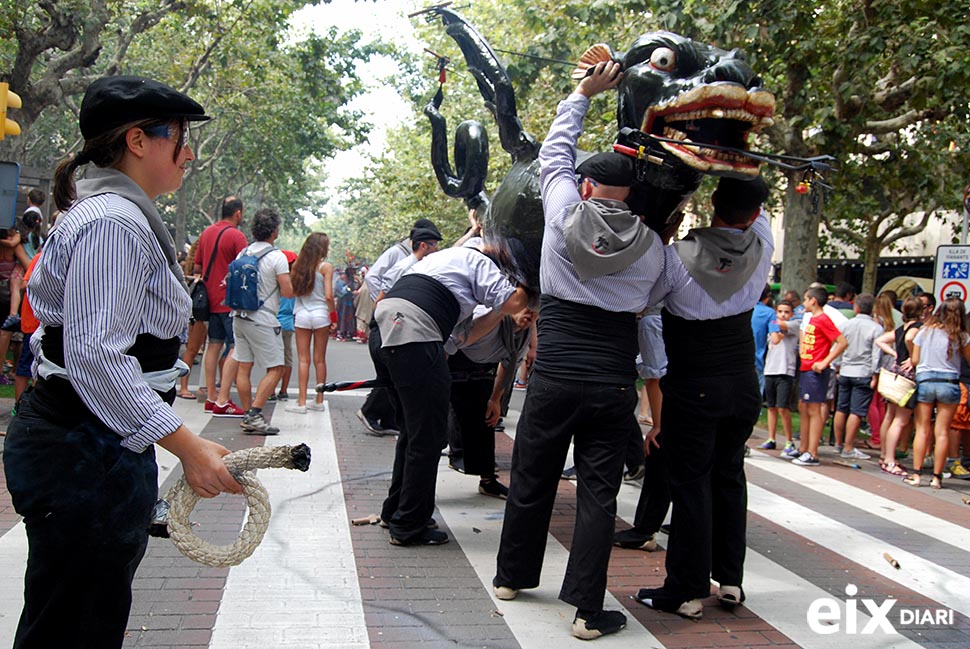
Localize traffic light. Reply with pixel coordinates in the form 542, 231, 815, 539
0, 83, 22, 139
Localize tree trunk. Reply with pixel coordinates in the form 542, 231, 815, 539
861, 236, 881, 295
780, 173, 820, 295
176, 186, 188, 251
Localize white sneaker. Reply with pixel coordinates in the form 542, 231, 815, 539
307, 402, 327, 412
841, 448, 869, 460
285, 405, 308, 414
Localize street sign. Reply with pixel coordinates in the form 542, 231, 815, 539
0, 161, 20, 229
934, 245, 970, 303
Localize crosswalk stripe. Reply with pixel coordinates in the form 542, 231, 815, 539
746, 482, 970, 618
435, 461, 664, 647
209, 404, 370, 648
746, 452, 969, 552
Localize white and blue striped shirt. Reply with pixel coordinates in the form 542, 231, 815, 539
539, 93, 663, 313
365, 240, 410, 301
648, 210, 774, 320
29, 192, 190, 452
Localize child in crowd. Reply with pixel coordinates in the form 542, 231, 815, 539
761, 299, 799, 456
274, 250, 298, 401
794, 286, 847, 466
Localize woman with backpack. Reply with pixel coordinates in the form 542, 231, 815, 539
287, 231, 335, 413
2, 76, 241, 649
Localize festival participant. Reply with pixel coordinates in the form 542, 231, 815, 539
635, 174, 772, 621
907, 298, 970, 488
356, 219, 439, 436
2, 76, 241, 649
494, 61, 663, 641
375, 244, 529, 547
445, 304, 536, 498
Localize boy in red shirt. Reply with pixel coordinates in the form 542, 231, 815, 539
795, 286, 847, 466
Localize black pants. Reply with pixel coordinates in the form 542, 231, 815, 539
361, 320, 399, 429
3, 391, 158, 649
630, 428, 671, 533
378, 341, 451, 541
448, 352, 496, 477
624, 420, 644, 473
660, 372, 759, 599
496, 371, 636, 611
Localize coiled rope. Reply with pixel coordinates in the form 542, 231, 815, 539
160, 444, 311, 567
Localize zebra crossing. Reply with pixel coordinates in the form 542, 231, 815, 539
1, 356, 968, 648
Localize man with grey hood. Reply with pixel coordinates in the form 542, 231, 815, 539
636, 174, 771, 621
494, 60, 662, 641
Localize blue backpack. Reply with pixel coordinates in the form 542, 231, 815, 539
224, 246, 277, 312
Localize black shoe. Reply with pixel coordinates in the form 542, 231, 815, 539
389, 528, 449, 546
478, 478, 509, 499
356, 409, 396, 437
448, 457, 466, 474
380, 517, 437, 530
571, 609, 626, 640
635, 587, 703, 619
613, 528, 658, 551
277, 391, 289, 401
561, 466, 577, 480
659, 523, 671, 535
623, 465, 645, 481
494, 422, 506, 432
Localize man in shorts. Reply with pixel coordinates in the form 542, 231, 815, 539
196, 196, 248, 414
833, 294, 883, 460
214, 209, 293, 434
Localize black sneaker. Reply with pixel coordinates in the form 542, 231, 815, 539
613, 528, 658, 551
241, 412, 279, 435
478, 478, 509, 499
389, 528, 449, 546
561, 466, 577, 480
659, 523, 671, 535
635, 587, 703, 619
623, 465, 645, 481
571, 609, 627, 640
380, 517, 437, 530
356, 409, 396, 437
277, 391, 290, 401
449, 457, 466, 474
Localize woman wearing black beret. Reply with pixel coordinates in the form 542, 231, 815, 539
2, 76, 242, 649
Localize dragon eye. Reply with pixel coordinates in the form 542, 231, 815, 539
649, 47, 676, 72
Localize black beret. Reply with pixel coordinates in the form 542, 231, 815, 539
79, 76, 210, 140
411, 225, 443, 244
412, 218, 437, 232
575, 151, 635, 186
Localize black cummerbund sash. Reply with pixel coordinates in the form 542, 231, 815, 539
385, 273, 461, 341
32, 327, 181, 424
661, 308, 754, 380
532, 294, 637, 385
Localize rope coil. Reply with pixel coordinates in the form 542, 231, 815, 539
161, 444, 311, 567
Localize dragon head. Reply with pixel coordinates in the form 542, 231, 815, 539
579, 33, 775, 177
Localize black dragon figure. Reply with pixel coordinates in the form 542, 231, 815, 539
420, 6, 776, 290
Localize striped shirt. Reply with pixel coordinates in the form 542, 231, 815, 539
29, 192, 190, 452
403, 246, 517, 324
365, 240, 410, 300
381, 252, 420, 293
648, 210, 774, 320
539, 93, 663, 313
